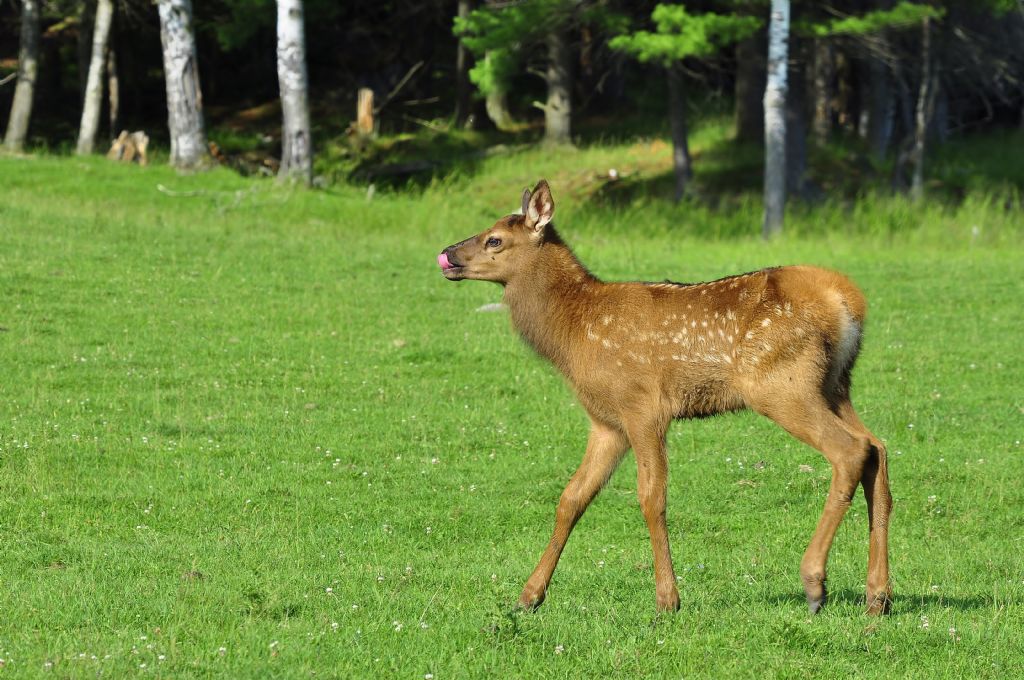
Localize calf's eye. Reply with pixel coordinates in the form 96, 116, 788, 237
486, 237, 502, 248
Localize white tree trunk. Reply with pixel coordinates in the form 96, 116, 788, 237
76, 0, 114, 155
276, 0, 312, 184
158, 0, 207, 169
4, 0, 40, 152
762, 0, 789, 239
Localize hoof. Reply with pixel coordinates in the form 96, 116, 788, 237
802, 572, 827, 614
517, 585, 546, 611
866, 590, 892, 616
656, 587, 681, 613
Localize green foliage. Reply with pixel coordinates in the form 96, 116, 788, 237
453, 0, 571, 56
454, 0, 627, 95
610, 5, 760, 65
810, 2, 945, 37
467, 48, 519, 97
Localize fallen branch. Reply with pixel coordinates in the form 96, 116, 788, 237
0, 72, 18, 87
373, 61, 424, 115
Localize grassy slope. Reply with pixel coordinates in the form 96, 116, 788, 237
0, 148, 1022, 678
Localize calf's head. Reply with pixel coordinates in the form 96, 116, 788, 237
438, 180, 554, 284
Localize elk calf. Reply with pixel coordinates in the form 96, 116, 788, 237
438, 180, 892, 615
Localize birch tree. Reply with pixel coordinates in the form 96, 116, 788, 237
762, 0, 790, 239
77, 0, 115, 155
4, 0, 40, 152
276, 0, 313, 184
157, 0, 207, 169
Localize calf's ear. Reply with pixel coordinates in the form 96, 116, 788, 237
524, 179, 554, 236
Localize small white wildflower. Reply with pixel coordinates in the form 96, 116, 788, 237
554, 644, 564, 655
920, 615, 930, 630
425, 674, 434, 679
393, 621, 403, 632
331, 622, 339, 630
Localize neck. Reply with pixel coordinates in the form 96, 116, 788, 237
502, 229, 599, 367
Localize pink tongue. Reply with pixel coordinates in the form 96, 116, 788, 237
437, 252, 451, 270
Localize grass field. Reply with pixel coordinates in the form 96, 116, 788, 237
1, 148, 1023, 678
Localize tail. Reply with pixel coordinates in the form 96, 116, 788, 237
825, 280, 867, 398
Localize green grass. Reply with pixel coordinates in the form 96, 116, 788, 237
1, 149, 1022, 678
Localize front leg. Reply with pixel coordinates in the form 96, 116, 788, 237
626, 417, 680, 612
518, 420, 629, 610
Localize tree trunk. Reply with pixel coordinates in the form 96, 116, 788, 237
786, 36, 807, 199
666, 64, 692, 203
762, 0, 789, 239
481, 51, 514, 130
157, 0, 207, 170
107, 36, 119, 138
77, 0, 94, 100
543, 28, 572, 145
76, 0, 114, 155
865, 55, 893, 160
454, 0, 472, 127
276, 0, 312, 184
910, 16, 937, 202
4, 0, 40, 152
811, 38, 834, 143
735, 28, 766, 143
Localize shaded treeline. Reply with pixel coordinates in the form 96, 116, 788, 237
1, 1, 1022, 215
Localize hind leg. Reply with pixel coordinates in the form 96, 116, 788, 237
837, 400, 893, 615
747, 386, 871, 614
